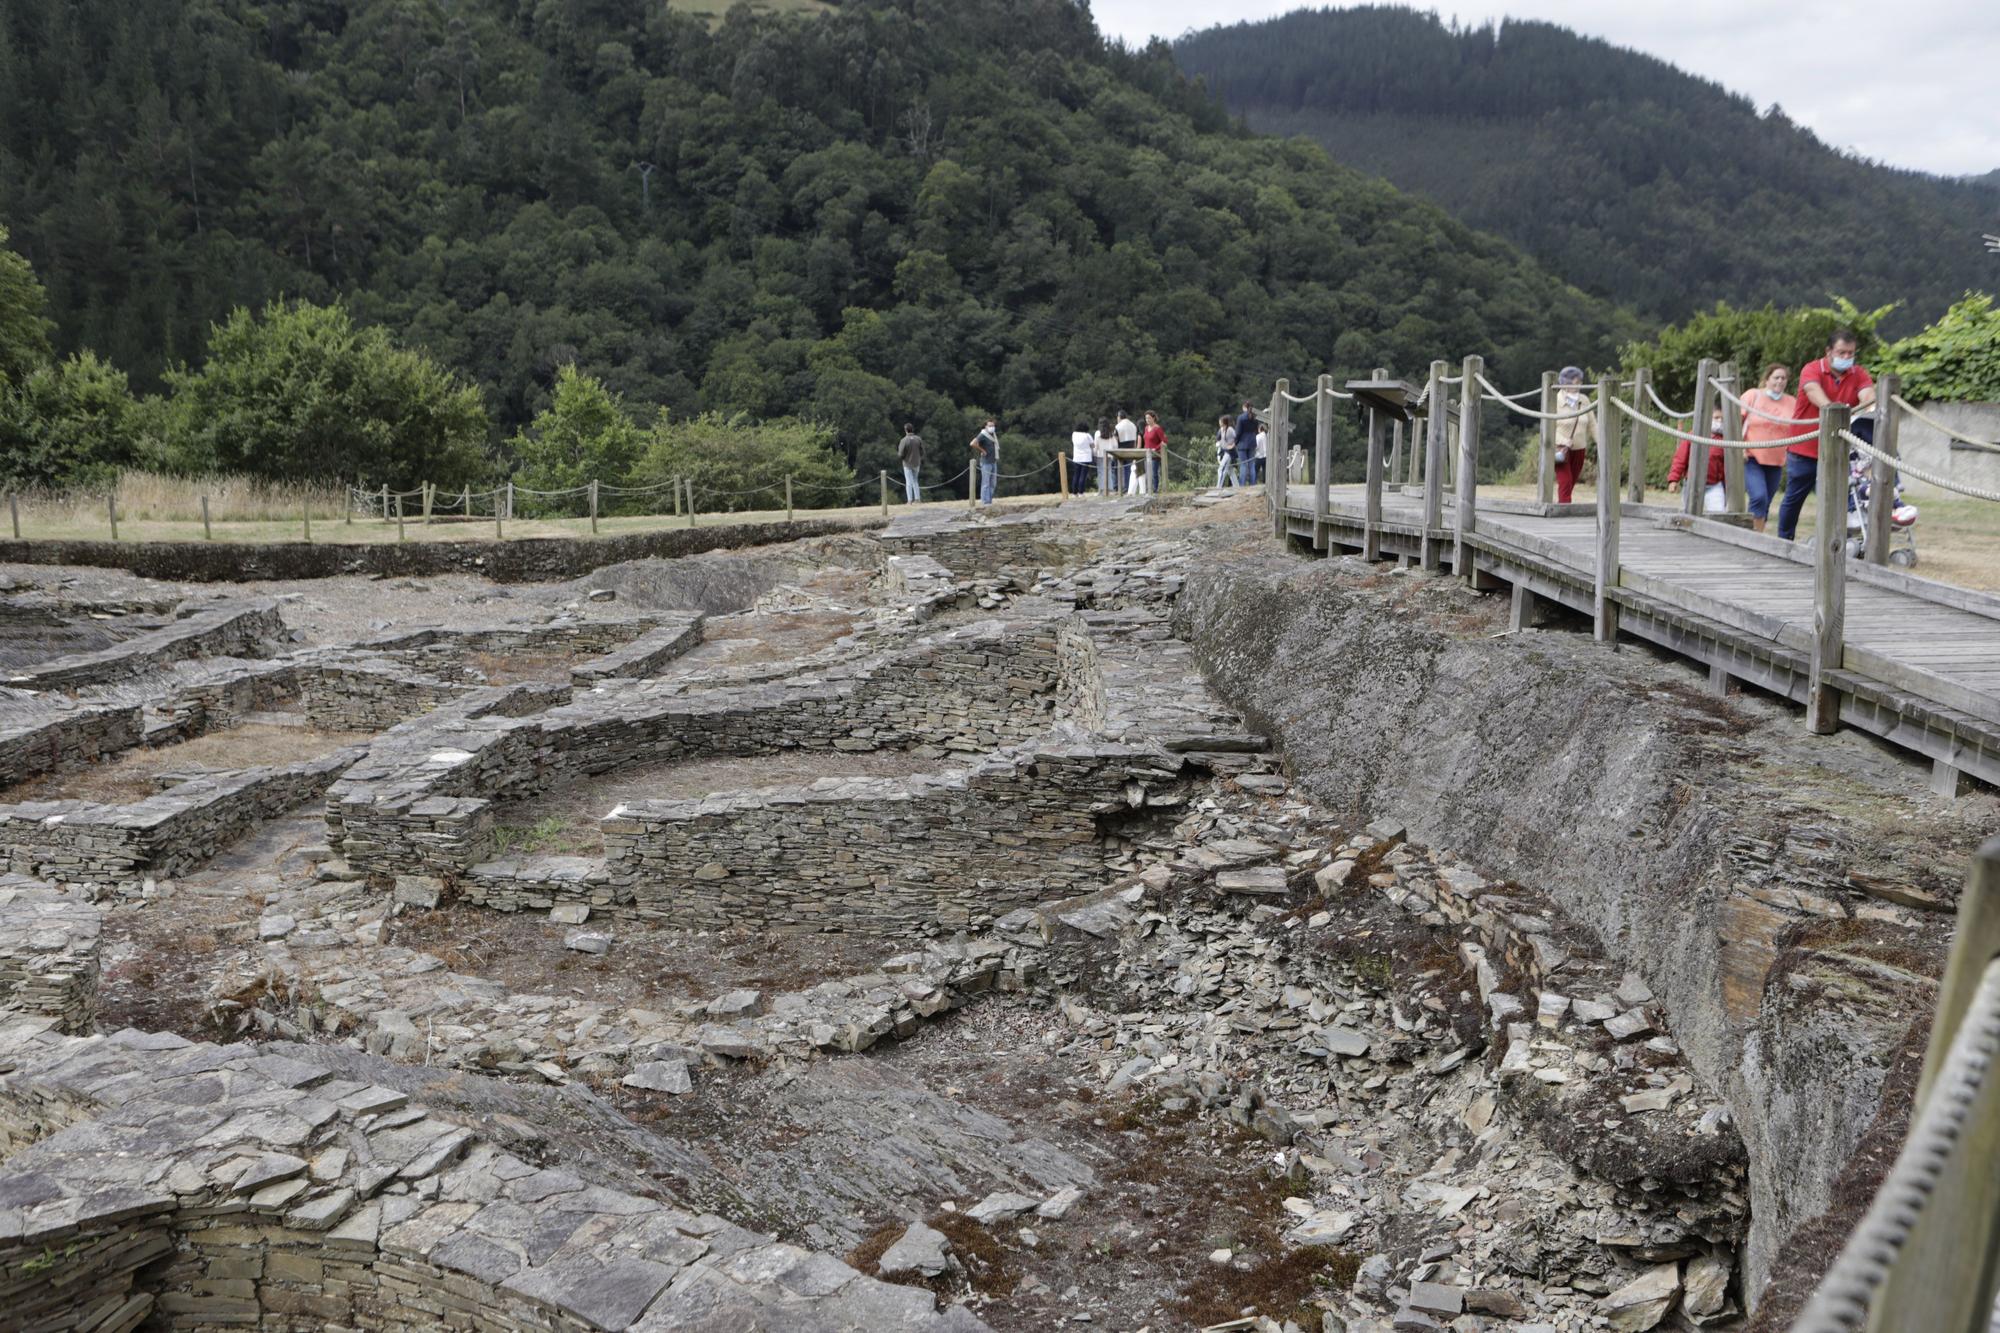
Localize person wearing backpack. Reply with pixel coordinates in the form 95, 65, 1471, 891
969, 418, 1000, 506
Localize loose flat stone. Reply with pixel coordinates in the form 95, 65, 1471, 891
1572, 998, 1618, 1023
1617, 971, 1655, 1007
1216, 866, 1288, 896
1408, 1281, 1465, 1316
1535, 992, 1571, 1028
563, 929, 612, 955
257, 914, 297, 940
1603, 1262, 1680, 1331
548, 904, 589, 925
1321, 1027, 1370, 1058
622, 1060, 693, 1095
1037, 1186, 1085, 1220
966, 1191, 1039, 1225
1605, 1008, 1654, 1041
877, 1221, 951, 1278
706, 989, 764, 1018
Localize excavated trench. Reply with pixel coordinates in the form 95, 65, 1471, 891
1171, 538, 1995, 1322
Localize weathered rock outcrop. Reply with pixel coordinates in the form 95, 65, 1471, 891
1173, 546, 1986, 1316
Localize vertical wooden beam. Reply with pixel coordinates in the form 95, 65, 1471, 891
1626, 367, 1650, 505
1388, 419, 1403, 491
1537, 370, 1556, 505
460, 485, 469, 517
1867, 373, 1901, 566
688, 479, 699, 527
1362, 365, 1387, 560
672, 477, 681, 517
1719, 361, 1747, 514
1057, 453, 1069, 501
1807, 404, 1850, 734
785, 474, 794, 522
107, 493, 118, 542
1453, 354, 1481, 580
344, 483, 353, 526
879, 469, 889, 517
1270, 380, 1289, 540
1421, 360, 1447, 570
1312, 373, 1333, 551
1594, 376, 1621, 643
505, 482, 515, 523
380, 484, 390, 524
1686, 357, 1717, 517
7, 492, 17, 540
395, 494, 405, 542
422, 482, 434, 525
589, 479, 599, 535
302, 500, 310, 544
968, 463, 977, 511
200, 495, 211, 541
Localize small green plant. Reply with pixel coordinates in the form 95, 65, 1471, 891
20, 1242, 79, 1276
492, 815, 573, 854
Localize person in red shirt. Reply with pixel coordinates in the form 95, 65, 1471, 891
1776, 329, 1875, 540
1668, 410, 1728, 513
1141, 410, 1166, 494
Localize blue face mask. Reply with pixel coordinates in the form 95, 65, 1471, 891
1765, 387, 1784, 400
1830, 356, 1856, 373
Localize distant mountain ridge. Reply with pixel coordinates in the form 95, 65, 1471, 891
1175, 6, 1999, 333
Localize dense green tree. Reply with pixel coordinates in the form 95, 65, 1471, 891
635, 411, 855, 512
161, 300, 489, 487
1879, 294, 2000, 403
508, 364, 644, 511
1176, 7, 1999, 334
1620, 296, 1895, 407
0, 225, 51, 385
0, 352, 153, 489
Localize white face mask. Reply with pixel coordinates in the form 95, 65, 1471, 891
1765, 387, 1784, 400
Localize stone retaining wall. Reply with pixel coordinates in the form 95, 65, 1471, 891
0, 702, 142, 791
3, 599, 284, 690
328, 620, 1068, 877
0, 1023, 984, 1332
0, 517, 872, 584
1, 745, 365, 883
298, 661, 469, 732
0, 878, 99, 1034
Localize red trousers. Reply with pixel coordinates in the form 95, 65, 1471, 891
1554, 449, 1586, 503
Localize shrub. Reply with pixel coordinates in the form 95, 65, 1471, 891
1878, 293, 2000, 403
634, 411, 854, 512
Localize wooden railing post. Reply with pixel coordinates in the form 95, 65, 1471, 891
200, 495, 211, 542
589, 479, 599, 534
1388, 420, 1403, 491
395, 493, 405, 542
1420, 360, 1447, 570
7, 492, 18, 540
1270, 379, 1289, 540
1312, 373, 1333, 551
1685, 357, 1717, 517
1594, 375, 1621, 643
1807, 403, 1850, 734
1363, 365, 1387, 560
1719, 361, 1747, 514
688, 479, 699, 527
422, 482, 434, 525
1627, 366, 1650, 505
301, 500, 310, 544
1453, 354, 1481, 580
879, 469, 889, 517
380, 483, 390, 524
785, 474, 794, 521
1867, 374, 1901, 566
1057, 452, 1069, 501
344, 484, 353, 526
1537, 369, 1556, 504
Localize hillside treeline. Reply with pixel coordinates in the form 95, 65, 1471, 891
0, 0, 1636, 490
1175, 6, 1998, 331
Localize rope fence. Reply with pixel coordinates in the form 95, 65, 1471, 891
1608, 396, 1817, 449
1473, 374, 1596, 421
1644, 381, 1695, 420
1840, 429, 2000, 505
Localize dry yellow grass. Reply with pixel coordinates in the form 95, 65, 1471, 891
11, 472, 348, 528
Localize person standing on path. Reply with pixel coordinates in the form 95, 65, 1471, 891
1234, 402, 1260, 486
1069, 419, 1095, 496
1113, 409, 1140, 493
1094, 418, 1118, 496
897, 423, 925, 504
970, 418, 1000, 506
1551, 366, 1593, 504
1668, 409, 1728, 514
1777, 330, 1875, 541
1141, 411, 1166, 494
1254, 419, 1269, 488
1214, 415, 1236, 488
1739, 363, 1797, 532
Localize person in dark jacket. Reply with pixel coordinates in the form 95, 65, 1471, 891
1234, 403, 1260, 486
897, 424, 925, 503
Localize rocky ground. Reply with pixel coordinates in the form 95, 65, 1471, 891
7, 493, 1979, 1331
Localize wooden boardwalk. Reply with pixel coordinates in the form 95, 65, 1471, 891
1280, 483, 2000, 792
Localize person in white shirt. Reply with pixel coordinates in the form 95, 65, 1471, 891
1113, 410, 1139, 493
1214, 416, 1236, 488
1254, 424, 1269, 489
1069, 419, 1095, 497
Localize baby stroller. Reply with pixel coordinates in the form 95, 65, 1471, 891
1843, 414, 1919, 567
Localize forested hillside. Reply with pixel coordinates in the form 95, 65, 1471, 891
1175, 6, 1999, 332
0, 0, 1636, 486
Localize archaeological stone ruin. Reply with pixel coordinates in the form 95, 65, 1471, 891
0, 491, 1990, 1332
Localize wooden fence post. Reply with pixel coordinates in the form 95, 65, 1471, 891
1594, 376, 1621, 643
1868, 374, 1901, 566
589, 479, 599, 535
879, 470, 889, 517
671, 478, 681, 518
1270, 379, 1288, 540
107, 493, 118, 542
1388, 419, 1403, 490
494, 492, 503, 540
422, 482, 434, 525
1807, 404, 1850, 734
1719, 361, 1747, 514
1057, 452, 1069, 500
1537, 370, 1557, 504
344, 484, 353, 526
686, 480, 697, 528
505, 482, 514, 523
7, 492, 17, 540
1453, 354, 1481, 580
785, 474, 793, 522
302, 500, 310, 544
1421, 360, 1448, 570
1363, 365, 1388, 561
460, 484, 469, 517
1686, 357, 1717, 517
968, 462, 978, 511
200, 495, 211, 541
1312, 373, 1333, 551
395, 494, 405, 542
380, 484, 390, 524
1627, 366, 1651, 505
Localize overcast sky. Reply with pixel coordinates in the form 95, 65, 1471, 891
1094, 1, 2000, 178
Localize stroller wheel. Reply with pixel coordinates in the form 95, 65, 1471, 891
1889, 548, 1917, 569
1843, 538, 1864, 560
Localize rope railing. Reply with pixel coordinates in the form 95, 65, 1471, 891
1473, 373, 1596, 421
1644, 381, 1695, 420
1890, 395, 2000, 456
1708, 378, 1806, 427
1840, 428, 2000, 504
1609, 396, 1817, 449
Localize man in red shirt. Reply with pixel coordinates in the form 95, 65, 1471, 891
1777, 329, 1875, 540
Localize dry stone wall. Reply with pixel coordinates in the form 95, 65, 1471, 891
0, 1021, 986, 1332
0, 878, 99, 1034
3, 599, 284, 690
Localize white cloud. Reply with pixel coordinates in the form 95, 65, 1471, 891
1094, 0, 2000, 176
